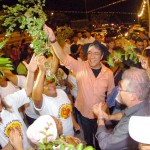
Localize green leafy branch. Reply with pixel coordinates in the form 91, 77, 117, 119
0, 0, 49, 55
107, 39, 139, 67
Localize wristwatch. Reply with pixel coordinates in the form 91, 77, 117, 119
50, 39, 57, 43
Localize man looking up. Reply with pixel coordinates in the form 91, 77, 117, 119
43, 25, 114, 149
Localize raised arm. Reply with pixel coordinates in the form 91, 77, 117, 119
32, 54, 47, 108
43, 25, 67, 64
48, 48, 59, 75
23, 54, 37, 96
2, 70, 18, 86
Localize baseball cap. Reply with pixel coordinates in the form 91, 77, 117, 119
129, 116, 150, 144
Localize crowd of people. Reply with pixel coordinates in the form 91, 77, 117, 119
0, 24, 150, 150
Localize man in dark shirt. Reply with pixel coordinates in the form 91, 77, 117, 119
93, 68, 150, 150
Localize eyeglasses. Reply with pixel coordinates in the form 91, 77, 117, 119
87, 51, 101, 56
118, 88, 135, 93
118, 89, 130, 92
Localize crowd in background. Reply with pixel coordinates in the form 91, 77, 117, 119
0, 24, 150, 150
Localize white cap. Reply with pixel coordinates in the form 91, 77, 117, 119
27, 115, 57, 144
129, 116, 150, 144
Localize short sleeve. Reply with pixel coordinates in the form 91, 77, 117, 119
4, 89, 30, 109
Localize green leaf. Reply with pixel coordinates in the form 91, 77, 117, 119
0, 39, 8, 49
37, 143, 45, 149
42, 138, 47, 144
46, 143, 53, 149
76, 143, 83, 150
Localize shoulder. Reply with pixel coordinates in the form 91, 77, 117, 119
101, 64, 113, 74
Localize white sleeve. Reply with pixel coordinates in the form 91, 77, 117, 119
4, 89, 30, 109
17, 75, 27, 88
33, 95, 53, 115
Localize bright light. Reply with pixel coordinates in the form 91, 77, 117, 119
51, 12, 54, 16
138, 0, 147, 17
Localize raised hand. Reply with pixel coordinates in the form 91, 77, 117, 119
43, 24, 56, 42
23, 54, 37, 73
36, 53, 47, 72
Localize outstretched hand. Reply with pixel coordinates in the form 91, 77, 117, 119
93, 103, 109, 120
43, 24, 56, 42
23, 54, 37, 73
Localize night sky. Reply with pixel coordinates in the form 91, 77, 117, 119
0, 0, 143, 23
0, 0, 142, 12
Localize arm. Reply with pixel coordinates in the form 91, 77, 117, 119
2, 70, 18, 86
50, 48, 59, 74
71, 113, 80, 132
93, 103, 123, 121
23, 54, 37, 96
43, 25, 67, 64
93, 103, 129, 149
32, 55, 47, 108
96, 121, 129, 150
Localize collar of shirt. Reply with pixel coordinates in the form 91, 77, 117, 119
124, 100, 149, 117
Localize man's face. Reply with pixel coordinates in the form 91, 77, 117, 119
85, 31, 90, 38
73, 37, 78, 43
77, 33, 82, 38
136, 41, 144, 51
95, 35, 102, 43
87, 46, 103, 69
44, 81, 57, 97
108, 41, 115, 49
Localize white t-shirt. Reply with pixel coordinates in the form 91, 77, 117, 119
17, 75, 27, 88
0, 82, 20, 99
34, 89, 74, 136
67, 72, 78, 99
84, 36, 95, 44
25, 100, 40, 119
0, 89, 31, 149
17, 75, 40, 119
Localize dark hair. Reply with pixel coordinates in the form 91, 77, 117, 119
88, 40, 105, 54
85, 29, 91, 33
142, 47, 150, 57
107, 38, 115, 43
135, 38, 143, 44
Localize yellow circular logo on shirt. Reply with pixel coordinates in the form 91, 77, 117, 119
59, 104, 72, 119
5, 121, 22, 137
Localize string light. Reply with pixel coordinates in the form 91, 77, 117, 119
138, 0, 147, 17
46, 10, 136, 15
88, 0, 127, 13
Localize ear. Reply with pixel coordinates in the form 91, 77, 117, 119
100, 54, 104, 60
130, 93, 137, 102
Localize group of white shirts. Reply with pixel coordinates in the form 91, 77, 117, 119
0, 75, 74, 149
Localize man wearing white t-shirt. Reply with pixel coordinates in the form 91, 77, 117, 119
84, 29, 95, 44
32, 55, 75, 136
0, 54, 37, 150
